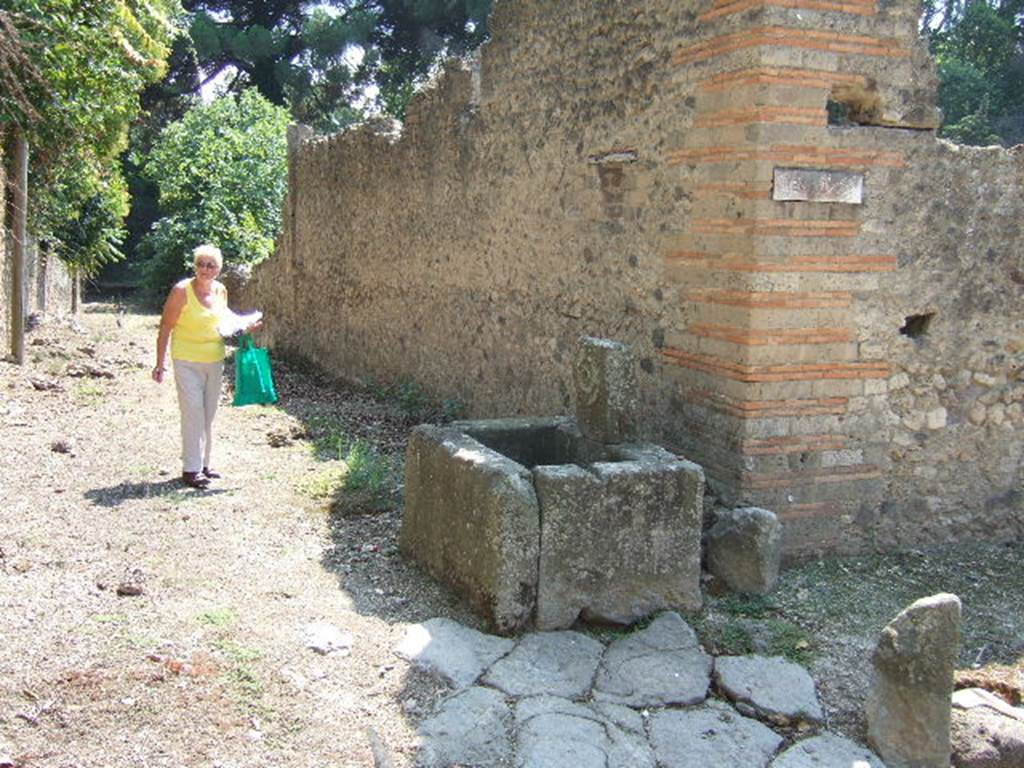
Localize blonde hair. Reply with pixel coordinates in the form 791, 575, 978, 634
192, 244, 223, 269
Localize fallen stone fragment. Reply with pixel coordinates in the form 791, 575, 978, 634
649, 699, 783, 768
866, 593, 961, 768
115, 583, 144, 597
418, 686, 512, 768
593, 612, 712, 707
482, 631, 603, 699
951, 687, 1024, 768
514, 695, 655, 768
65, 362, 115, 378
714, 655, 824, 725
303, 621, 353, 655
394, 617, 515, 689
30, 377, 62, 391
770, 733, 886, 767
706, 507, 782, 595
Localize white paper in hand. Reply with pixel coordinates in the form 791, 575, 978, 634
218, 309, 262, 337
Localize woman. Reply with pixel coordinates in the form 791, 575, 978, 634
153, 245, 257, 488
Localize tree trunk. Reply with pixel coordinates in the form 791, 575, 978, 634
10, 129, 27, 364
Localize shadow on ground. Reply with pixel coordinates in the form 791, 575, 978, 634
84, 478, 234, 507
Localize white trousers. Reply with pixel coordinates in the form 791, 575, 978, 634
173, 359, 223, 473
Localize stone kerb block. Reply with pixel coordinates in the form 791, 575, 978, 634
400, 424, 540, 634
534, 446, 704, 630
866, 593, 962, 768
574, 336, 638, 444
706, 507, 783, 595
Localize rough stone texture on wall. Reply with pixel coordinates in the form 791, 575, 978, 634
245, 0, 1024, 558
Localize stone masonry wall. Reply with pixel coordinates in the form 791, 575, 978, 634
244, 0, 1024, 558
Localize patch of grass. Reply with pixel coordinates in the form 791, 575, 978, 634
369, 377, 466, 423
92, 613, 128, 624
197, 608, 238, 627
306, 415, 351, 461
76, 381, 106, 401
691, 611, 755, 655
343, 439, 392, 493
691, 591, 814, 665
718, 593, 777, 619
297, 438, 398, 514
764, 619, 814, 665
296, 466, 347, 500
212, 639, 265, 705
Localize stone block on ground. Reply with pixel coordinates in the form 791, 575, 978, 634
866, 593, 962, 768
951, 687, 1024, 768
417, 686, 512, 768
770, 733, 887, 767
706, 507, 782, 595
649, 699, 784, 768
593, 612, 712, 707
394, 617, 515, 689
573, 337, 638, 444
514, 695, 655, 768
482, 631, 604, 699
534, 447, 704, 629
399, 425, 540, 634
714, 654, 824, 726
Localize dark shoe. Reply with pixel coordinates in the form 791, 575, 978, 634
202, 467, 222, 480
182, 471, 209, 489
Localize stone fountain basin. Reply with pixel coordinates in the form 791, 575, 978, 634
400, 417, 704, 634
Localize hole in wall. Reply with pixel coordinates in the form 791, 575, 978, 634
900, 313, 935, 339
827, 100, 851, 126
828, 81, 883, 126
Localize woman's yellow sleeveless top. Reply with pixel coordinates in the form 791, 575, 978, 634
171, 281, 226, 363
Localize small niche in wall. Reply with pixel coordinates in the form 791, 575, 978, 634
900, 312, 935, 340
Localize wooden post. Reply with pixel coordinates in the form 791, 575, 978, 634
10, 128, 27, 364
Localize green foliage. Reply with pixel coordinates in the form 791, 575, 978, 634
299, 415, 399, 514
139, 89, 290, 291
370, 377, 466, 423
1, 1, 183, 276
717, 593, 777, 619
928, 0, 1024, 146
172, 0, 493, 126
694, 594, 814, 664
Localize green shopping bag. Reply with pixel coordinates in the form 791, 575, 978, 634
233, 333, 278, 406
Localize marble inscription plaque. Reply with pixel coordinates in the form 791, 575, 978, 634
773, 168, 864, 204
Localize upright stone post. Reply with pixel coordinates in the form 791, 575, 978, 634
573, 336, 638, 444
866, 593, 961, 768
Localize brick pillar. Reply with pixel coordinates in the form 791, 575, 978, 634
659, 0, 936, 556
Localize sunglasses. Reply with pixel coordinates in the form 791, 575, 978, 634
196, 260, 219, 269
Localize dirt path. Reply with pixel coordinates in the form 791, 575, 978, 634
2, 304, 1021, 768
0, 304, 476, 768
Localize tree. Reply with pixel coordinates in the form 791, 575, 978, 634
925, 0, 1024, 146
1, 0, 184, 276
138, 89, 290, 292
178, 0, 492, 127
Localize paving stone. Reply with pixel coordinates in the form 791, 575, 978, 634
649, 699, 784, 768
514, 695, 655, 768
593, 612, 712, 707
482, 631, 604, 699
395, 617, 515, 689
770, 733, 886, 767
417, 686, 512, 768
951, 688, 1024, 768
714, 655, 824, 725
